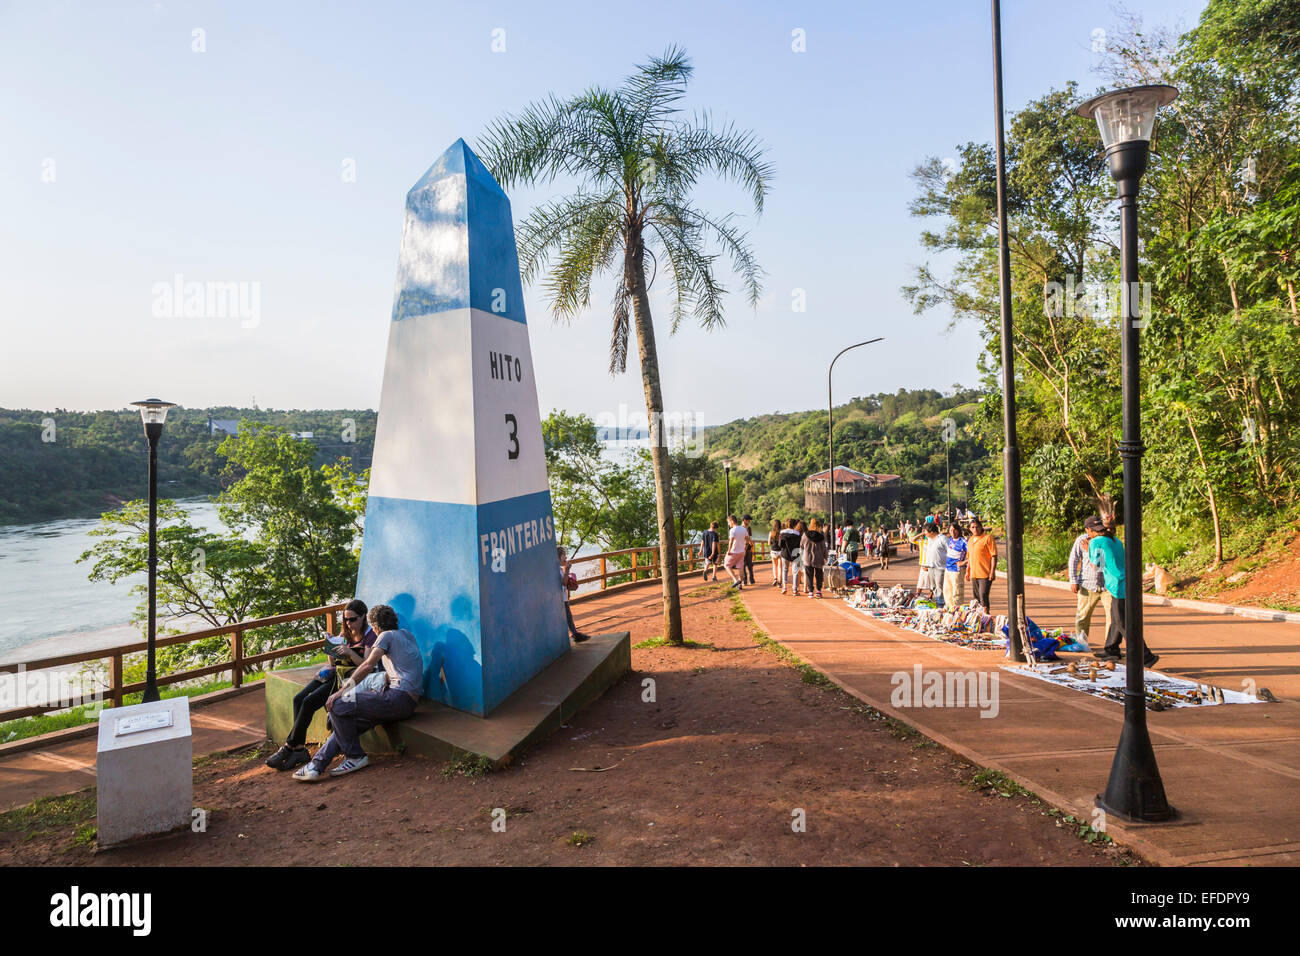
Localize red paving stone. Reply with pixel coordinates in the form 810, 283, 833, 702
733, 551, 1300, 867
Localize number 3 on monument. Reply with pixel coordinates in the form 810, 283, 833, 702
505, 413, 519, 460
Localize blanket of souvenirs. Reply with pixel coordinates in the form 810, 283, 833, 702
843, 585, 1263, 709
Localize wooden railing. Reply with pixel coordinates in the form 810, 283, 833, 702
0, 603, 345, 723
569, 540, 774, 591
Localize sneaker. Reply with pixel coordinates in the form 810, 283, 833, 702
571, 632, 591, 643
1093, 650, 1121, 661
265, 744, 294, 769
329, 755, 370, 777
1144, 653, 1159, 669
293, 763, 325, 782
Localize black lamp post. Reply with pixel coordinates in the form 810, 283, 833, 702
723, 460, 732, 519
991, 0, 1028, 662
131, 398, 177, 705
945, 438, 952, 520
1077, 83, 1178, 823
828, 338, 884, 548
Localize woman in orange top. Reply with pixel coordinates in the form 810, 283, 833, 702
965, 517, 998, 612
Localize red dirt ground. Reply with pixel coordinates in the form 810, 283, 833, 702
0, 581, 1139, 866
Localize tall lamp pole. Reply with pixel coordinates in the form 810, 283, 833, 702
723, 460, 732, 519
131, 398, 177, 705
828, 338, 884, 550
991, 0, 1028, 662
1078, 83, 1178, 823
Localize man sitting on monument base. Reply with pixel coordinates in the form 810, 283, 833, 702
294, 604, 424, 781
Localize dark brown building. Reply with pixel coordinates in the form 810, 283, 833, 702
804, 467, 901, 518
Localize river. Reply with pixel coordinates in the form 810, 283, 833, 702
0, 499, 225, 666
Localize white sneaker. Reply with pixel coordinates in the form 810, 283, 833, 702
293, 763, 325, 782
329, 755, 370, 777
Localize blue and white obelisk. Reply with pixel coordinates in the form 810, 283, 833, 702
356, 139, 569, 717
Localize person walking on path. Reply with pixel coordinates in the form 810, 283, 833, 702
699, 521, 720, 581
1069, 515, 1111, 644
1088, 522, 1159, 668
801, 518, 829, 598
942, 521, 969, 610
965, 518, 997, 612
724, 514, 749, 590
778, 518, 802, 594
876, 527, 892, 570
768, 519, 783, 587
742, 515, 756, 585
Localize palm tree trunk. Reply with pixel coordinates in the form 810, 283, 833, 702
627, 240, 685, 644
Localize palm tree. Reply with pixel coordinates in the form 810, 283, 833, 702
479, 47, 773, 643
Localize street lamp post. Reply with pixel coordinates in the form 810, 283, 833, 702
1078, 83, 1178, 823
131, 398, 177, 705
828, 338, 884, 550
945, 441, 952, 520
992, 0, 1028, 662
723, 460, 732, 519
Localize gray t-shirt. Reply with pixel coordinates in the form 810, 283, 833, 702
375, 628, 424, 701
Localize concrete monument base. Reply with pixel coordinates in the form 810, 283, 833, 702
96, 697, 193, 846
265, 631, 630, 768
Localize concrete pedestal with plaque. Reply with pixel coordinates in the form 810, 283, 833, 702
96, 697, 192, 845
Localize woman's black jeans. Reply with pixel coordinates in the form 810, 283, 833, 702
286, 675, 333, 747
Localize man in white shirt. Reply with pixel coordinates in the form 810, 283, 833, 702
724, 514, 750, 590
923, 523, 949, 603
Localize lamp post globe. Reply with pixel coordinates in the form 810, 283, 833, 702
130, 399, 177, 705
1077, 84, 1178, 823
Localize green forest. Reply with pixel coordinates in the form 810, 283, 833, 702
0, 408, 375, 524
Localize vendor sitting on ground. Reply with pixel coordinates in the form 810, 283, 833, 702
294, 604, 424, 781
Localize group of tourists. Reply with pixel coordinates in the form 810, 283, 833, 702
700, 515, 759, 590
836, 521, 895, 570
912, 517, 999, 612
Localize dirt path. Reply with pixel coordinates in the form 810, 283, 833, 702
0, 577, 1137, 866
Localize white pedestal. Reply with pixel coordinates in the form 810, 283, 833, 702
96, 697, 193, 846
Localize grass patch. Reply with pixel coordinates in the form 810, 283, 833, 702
566, 830, 594, 847
441, 752, 494, 778
0, 789, 96, 841
968, 768, 1032, 799
633, 636, 712, 649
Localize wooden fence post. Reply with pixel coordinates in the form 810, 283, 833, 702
599, 556, 607, 589
231, 627, 244, 688
111, 653, 124, 708
631, 549, 638, 582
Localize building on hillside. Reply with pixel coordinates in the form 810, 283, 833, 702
803, 467, 901, 517
207, 417, 239, 436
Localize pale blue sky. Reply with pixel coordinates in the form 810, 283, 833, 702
0, 0, 1206, 426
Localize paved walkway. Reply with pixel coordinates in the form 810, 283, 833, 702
0, 689, 265, 812
737, 552, 1300, 866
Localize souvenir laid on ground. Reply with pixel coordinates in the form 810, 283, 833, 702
844, 592, 1009, 650
1004, 662, 1266, 710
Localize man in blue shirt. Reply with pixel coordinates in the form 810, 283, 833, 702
942, 521, 968, 610
1088, 524, 1159, 668
700, 521, 720, 582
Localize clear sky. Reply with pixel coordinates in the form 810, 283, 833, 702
1, 0, 1206, 427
